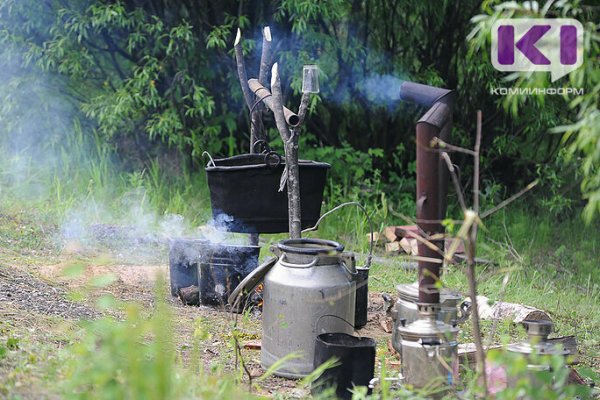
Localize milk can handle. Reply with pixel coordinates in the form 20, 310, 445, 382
279, 254, 319, 268
302, 201, 374, 269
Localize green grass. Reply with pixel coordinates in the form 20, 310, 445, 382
1, 132, 599, 397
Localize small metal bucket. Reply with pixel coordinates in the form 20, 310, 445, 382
313, 333, 376, 400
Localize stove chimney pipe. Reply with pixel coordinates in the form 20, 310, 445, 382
400, 81, 456, 304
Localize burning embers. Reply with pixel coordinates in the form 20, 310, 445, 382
168, 237, 260, 309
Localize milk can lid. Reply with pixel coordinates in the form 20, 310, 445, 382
277, 238, 344, 255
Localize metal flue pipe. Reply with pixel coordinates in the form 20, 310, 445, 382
398, 81, 456, 107
399, 81, 456, 304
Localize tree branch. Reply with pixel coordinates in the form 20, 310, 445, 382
271, 63, 301, 239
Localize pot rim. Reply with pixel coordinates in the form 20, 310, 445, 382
277, 238, 344, 255
206, 154, 331, 172
316, 332, 376, 348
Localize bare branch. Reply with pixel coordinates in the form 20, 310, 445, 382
474, 110, 482, 213
297, 92, 310, 125
387, 205, 464, 225
441, 152, 467, 213
234, 28, 253, 110
258, 26, 272, 86
431, 137, 477, 156
272, 64, 301, 239
467, 110, 487, 396
480, 180, 539, 219
248, 79, 300, 128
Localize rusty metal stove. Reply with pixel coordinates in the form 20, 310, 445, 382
393, 81, 459, 393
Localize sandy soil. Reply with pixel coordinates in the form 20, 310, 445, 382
0, 257, 397, 398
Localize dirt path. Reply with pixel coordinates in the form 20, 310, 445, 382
0, 257, 396, 398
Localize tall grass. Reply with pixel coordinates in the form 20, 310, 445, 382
0, 118, 212, 228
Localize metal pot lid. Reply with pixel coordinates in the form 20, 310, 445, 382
227, 256, 277, 306
507, 341, 570, 356
507, 320, 569, 356
396, 282, 462, 303
277, 238, 344, 255
397, 317, 459, 341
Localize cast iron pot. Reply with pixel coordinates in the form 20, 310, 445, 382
168, 238, 207, 297
205, 154, 330, 233
198, 244, 260, 306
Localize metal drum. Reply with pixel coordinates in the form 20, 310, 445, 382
261, 238, 356, 378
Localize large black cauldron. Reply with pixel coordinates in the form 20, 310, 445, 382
205, 154, 330, 234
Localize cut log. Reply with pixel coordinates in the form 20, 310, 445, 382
385, 242, 401, 253
396, 225, 418, 239
366, 232, 381, 244
242, 340, 261, 350
384, 226, 400, 242
469, 295, 551, 323
178, 285, 199, 306
399, 237, 418, 255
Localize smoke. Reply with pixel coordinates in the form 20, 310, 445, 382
0, 43, 247, 264
355, 74, 404, 109
59, 188, 249, 263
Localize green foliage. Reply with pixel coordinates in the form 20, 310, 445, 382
469, 0, 600, 221
60, 281, 255, 400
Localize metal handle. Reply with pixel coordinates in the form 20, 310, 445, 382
315, 314, 356, 334
456, 300, 472, 324
279, 253, 318, 269
202, 151, 216, 167
302, 201, 374, 269
341, 261, 357, 277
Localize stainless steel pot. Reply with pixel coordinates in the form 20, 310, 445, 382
391, 282, 470, 352
261, 238, 356, 378
396, 303, 459, 392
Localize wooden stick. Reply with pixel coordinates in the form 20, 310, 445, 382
431, 137, 477, 156
474, 110, 482, 213
247, 79, 300, 128
258, 26, 272, 86
271, 63, 301, 239
467, 109, 487, 396
441, 152, 467, 213
297, 92, 310, 125
480, 180, 538, 219
234, 28, 263, 153
234, 29, 253, 110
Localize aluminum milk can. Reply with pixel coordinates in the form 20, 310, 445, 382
506, 320, 570, 388
261, 238, 356, 378
396, 303, 459, 391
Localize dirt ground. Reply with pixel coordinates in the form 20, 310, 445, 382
0, 255, 396, 398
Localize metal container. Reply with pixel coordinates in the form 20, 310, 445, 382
506, 320, 570, 387
205, 154, 330, 233
197, 244, 260, 306
168, 238, 207, 296
261, 238, 357, 378
391, 282, 469, 351
396, 303, 459, 391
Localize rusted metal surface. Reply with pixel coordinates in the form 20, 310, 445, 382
398, 81, 455, 107
400, 82, 455, 304
247, 79, 300, 127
